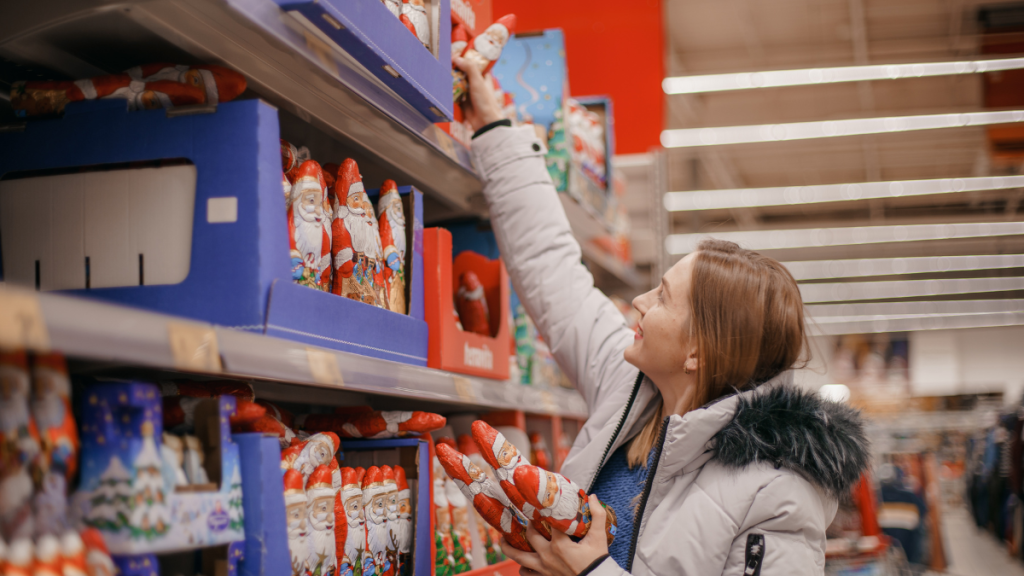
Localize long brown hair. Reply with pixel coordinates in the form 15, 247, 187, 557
627, 238, 808, 467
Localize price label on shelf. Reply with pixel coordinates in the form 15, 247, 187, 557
0, 289, 50, 351
167, 322, 222, 373
452, 376, 478, 403
307, 348, 345, 387
539, 391, 559, 414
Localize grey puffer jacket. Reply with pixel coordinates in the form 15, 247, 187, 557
471, 125, 870, 576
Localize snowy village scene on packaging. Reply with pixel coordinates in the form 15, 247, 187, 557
76, 383, 244, 554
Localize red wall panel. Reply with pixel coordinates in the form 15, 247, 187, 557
492, 0, 664, 154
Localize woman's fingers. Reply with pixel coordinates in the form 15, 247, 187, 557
585, 494, 607, 541
524, 522, 551, 552
500, 536, 545, 573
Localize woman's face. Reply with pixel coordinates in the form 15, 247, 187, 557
624, 252, 697, 381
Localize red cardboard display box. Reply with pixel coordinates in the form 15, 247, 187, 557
424, 228, 510, 380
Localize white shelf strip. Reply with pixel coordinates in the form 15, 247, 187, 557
784, 254, 1024, 280
800, 276, 1024, 303
664, 175, 1024, 211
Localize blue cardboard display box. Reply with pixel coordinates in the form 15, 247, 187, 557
0, 99, 428, 366
276, 0, 453, 122
233, 434, 290, 576
339, 438, 431, 576
76, 383, 245, 555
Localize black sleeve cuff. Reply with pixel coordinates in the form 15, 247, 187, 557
472, 119, 512, 139
577, 554, 611, 576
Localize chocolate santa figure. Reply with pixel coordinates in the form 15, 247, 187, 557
60, 531, 89, 576
456, 436, 503, 562
299, 411, 445, 440
401, 0, 431, 49
377, 180, 407, 315
6, 538, 33, 576
291, 432, 341, 481
392, 466, 413, 576
326, 160, 388, 308
362, 467, 393, 576
513, 465, 617, 545
459, 16, 515, 77
30, 354, 78, 481
444, 480, 472, 573
382, 0, 401, 18
288, 160, 333, 291
528, 433, 552, 471
380, 467, 401, 576
432, 474, 455, 576
281, 139, 311, 184
469, 421, 550, 539
306, 465, 338, 576
10, 63, 245, 116
80, 529, 114, 576
455, 272, 490, 336
338, 468, 365, 576
434, 444, 531, 552
284, 469, 310, 576
0, 350, 40, 541
34, 534, 61, 576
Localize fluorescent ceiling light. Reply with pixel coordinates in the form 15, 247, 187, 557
663, 57, 1024, 94
785, 255, 1024, 281
809, 310, 1024, 335
660, 110, 1024, 148
664, 175, 1024, 211
807, 299, 1024, 318
666, 222, 1024, 254
800, 276, 1024, 303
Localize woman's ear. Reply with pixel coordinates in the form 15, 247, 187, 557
684, 347, 699, 374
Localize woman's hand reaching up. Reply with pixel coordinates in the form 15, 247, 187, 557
452, 56, 506, 132
500, 495, 611, 576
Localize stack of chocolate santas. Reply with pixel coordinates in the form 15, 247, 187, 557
435, 421, 618, 557
379, 0, 432, 50
275, 408, 446, 576
281, 142, 409, 314
0, 351, 117, 576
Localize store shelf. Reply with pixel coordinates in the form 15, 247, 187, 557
0, 0, 481, 211
0, 285, 588, 417
580, 241, 644, 289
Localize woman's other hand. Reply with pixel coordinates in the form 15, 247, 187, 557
453, 56, 505, 132
499, 495, 611, 576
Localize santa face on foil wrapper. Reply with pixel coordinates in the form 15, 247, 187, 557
377, 180, 407, 315
292, 432, 340, 480
362, 467, 393, 576
339, 468, 365, 576
434, 443, 532, 552
393, 465, 413, 574
306, 465, 337, 576
460, 15, 516, 76
401, 0, 430, 49
284, 469, 310, 576
289, 160, 333, 291
327, 160, 388, 309
513, 465, 618, 546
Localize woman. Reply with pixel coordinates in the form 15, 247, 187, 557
454, 57, 870, 576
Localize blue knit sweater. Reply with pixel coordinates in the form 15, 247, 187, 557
590, 443, 654, 569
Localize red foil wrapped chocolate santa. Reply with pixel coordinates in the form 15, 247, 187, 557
377, 180, 408, 315
362, 467, 394, 576
393, 466, 414, 575
298, 410, 445, 439
513, 465, 617, 545
470, 421, 551, 539
455, 271, 490, 336
283, 469, 310, 576
10, 63, 246, 116
434, 443, 531, 552
325, 160, 388, 308
338, 467, 365, 576
401, 0, 431, 49
288, 160, 333, 291
306, 465, 338, 576
459, 15, 516, 77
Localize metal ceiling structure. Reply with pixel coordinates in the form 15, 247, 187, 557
663, 0, 1024, 321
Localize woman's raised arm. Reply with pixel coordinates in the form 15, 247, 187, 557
455, 58, 638, 413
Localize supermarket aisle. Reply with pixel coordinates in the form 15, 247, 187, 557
941, 506, 1024, 576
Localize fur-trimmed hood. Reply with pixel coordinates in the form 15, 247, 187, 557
711, 383, 870, 497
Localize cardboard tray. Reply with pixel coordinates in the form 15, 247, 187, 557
0, 99, 428, 366
276, 0, 453, 122
423, 228, 510, 380
338, 438, 432, 576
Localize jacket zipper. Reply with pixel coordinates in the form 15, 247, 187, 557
585, 371, 646, 493
626, 415, 670, 573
